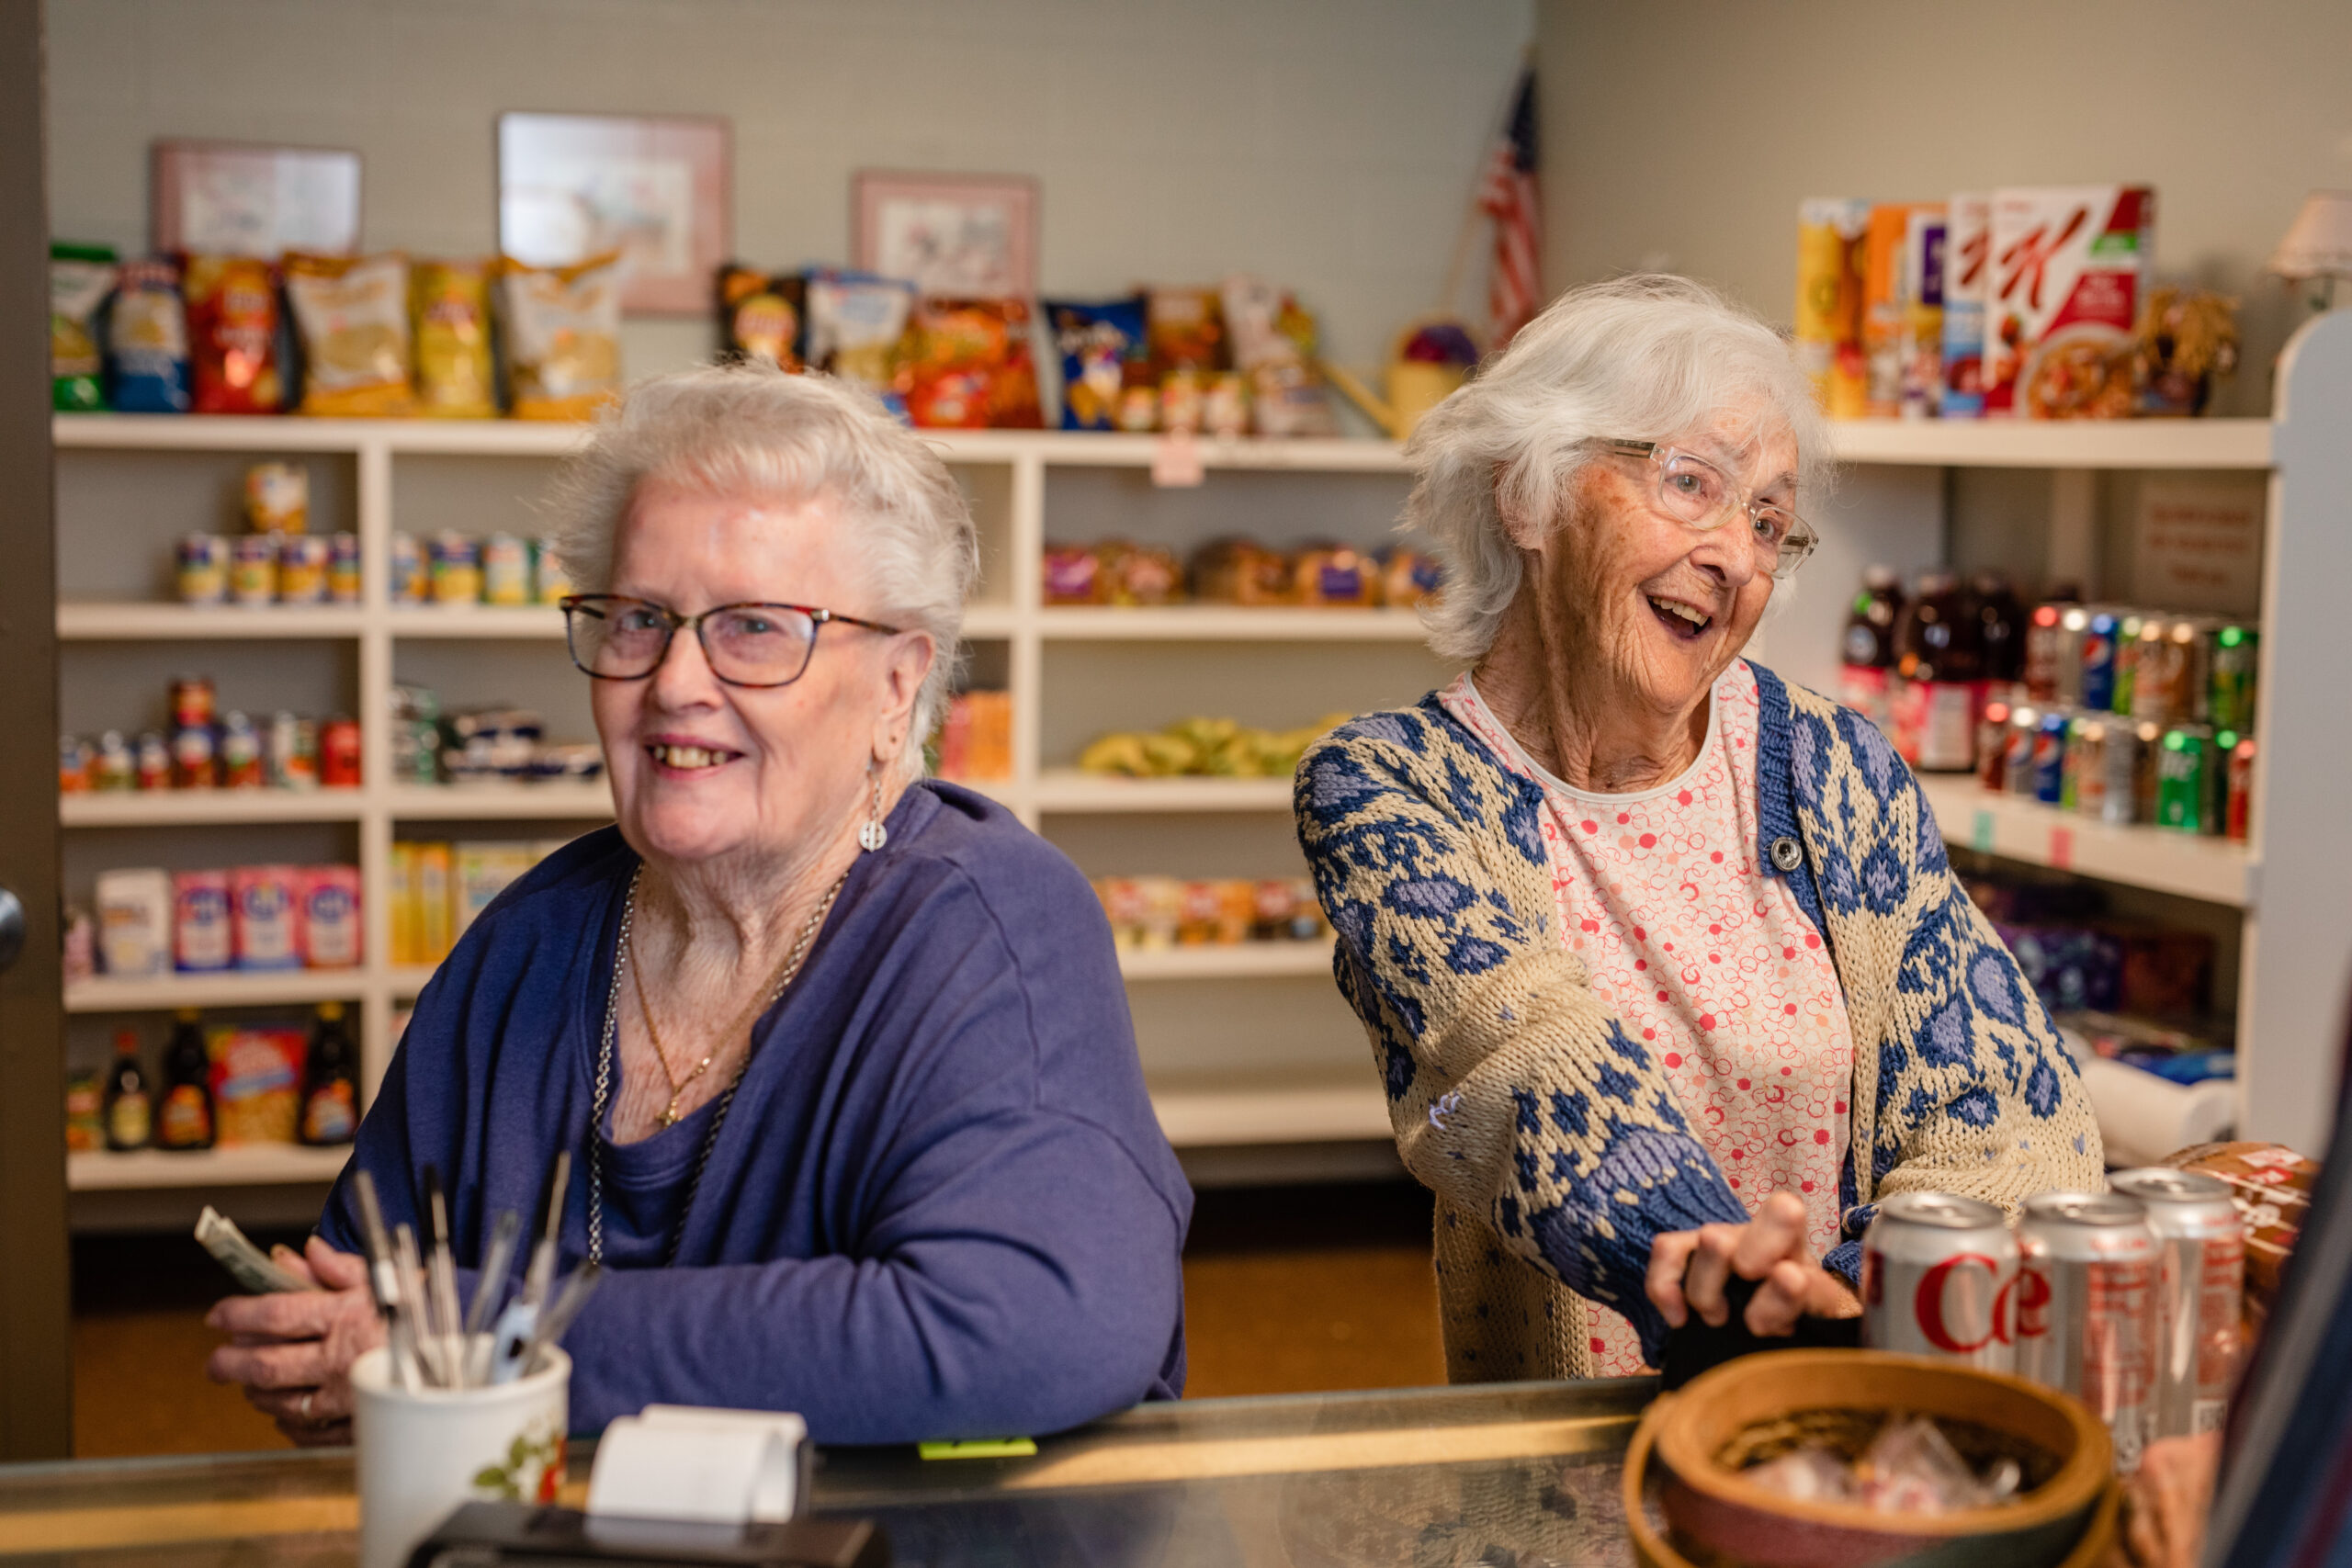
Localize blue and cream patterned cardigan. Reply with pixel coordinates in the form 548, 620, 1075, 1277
1294, 661, 2103, 1382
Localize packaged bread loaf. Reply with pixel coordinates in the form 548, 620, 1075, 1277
1189, 536, 1291, 605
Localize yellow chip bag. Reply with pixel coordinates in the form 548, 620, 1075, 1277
285, 253, 414, 417
411, 258, 497, 418
498, 253, 623, 421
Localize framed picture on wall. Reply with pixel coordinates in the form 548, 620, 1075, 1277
853, 171, 1038, 297
153, 141, 363, 256
496, 112, 731, 315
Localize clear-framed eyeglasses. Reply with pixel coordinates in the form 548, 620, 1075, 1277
559, 594, 901, 688
1607, 440, 1818, 579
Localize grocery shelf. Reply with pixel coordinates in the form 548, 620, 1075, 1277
385, 965, 440, 998
1917, 773, 2251, 907
58, 601, 364, 639
1037, 606, 1428, 640
1118, 942, 1335, 981
1148, 1076, 1391, 1147
62, 789, 365, 827
1033, 771, 1295, 813
67, 1143, 350, 1192
66, 969, 368, 1014
384, 783, 613, 820
1826, 417, 2271, 470
960, 604, 1018, 638
385, 605, 565, 638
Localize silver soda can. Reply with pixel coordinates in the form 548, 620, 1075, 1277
2109, 1169, 2245, 1438
2017, 1190, 2159, 1472
1860, 1191, 2021, 1371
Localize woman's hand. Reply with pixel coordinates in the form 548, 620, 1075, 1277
205, 1236, 383, 1447
2116, 1431, 2221, 1568
1645, 1190, 1861, 1337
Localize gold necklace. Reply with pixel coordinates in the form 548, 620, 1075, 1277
626, 867, 850, 1129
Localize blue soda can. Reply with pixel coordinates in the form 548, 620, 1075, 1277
2034, 708, 2070, 804
2079, 613, 2119, 711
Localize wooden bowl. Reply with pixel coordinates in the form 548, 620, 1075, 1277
1627, 1350, 2112, 1568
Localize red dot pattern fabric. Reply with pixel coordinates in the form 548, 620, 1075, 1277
1440, 665, 1854, 1375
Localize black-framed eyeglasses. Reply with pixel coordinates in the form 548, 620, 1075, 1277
559, 594, 902, 688
1607, 439, 1818, 579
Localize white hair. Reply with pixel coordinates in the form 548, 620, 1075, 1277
1407, 274, 1830, 663
548, 365, 978, 780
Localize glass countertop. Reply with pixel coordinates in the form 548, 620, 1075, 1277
0, 1377, 1657, 1566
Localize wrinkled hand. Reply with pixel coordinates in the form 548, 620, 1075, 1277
2115, 1431, 2221, 1568
205, 1236, 382, 1447
1647, 1191, 1861, 1337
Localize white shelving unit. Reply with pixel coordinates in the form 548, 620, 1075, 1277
53, 354, 2350, 1198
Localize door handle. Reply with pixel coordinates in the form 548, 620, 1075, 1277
0, 887, 23, 973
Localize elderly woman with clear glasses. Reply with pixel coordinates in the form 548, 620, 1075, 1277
208, 365, 1191, 1445
1295, 276, 2100, 1382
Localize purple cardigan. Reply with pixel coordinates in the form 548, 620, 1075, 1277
318, 784, 1191, 1443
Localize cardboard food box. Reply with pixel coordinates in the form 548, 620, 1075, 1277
1984, 186, 2154, 419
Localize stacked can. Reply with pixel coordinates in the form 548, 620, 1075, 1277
2109, 1169, 2245, 1438
2016, 1190, 2160, 1472
1859, 1191, 2021, 1371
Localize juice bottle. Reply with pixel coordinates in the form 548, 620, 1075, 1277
1892, 570, 1983, 771
1838, 565, 1905, 732
155, 1008, 215, 1151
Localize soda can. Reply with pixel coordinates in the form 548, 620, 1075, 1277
176, 534, 229, 604
2133, 620, 2188, 724
2209, 624, 2258, 734
482, 533, 531, 606
2204, 730, 2239, 838
2099, 720, 2143, 825
2156, 725, 2210, 833
134, 730, 171, 791
321, 716, 363, 788
2111, 614, 2143, 716
329, 532, 363, 604
2109, 1169, 2245, 1438
2024, 604, 2066, 702
2004, 705, 2040, 797
2079, 612, 2120, 711
230, 533, 277, 606
2016, 1190, 2160, 1472
2177, 618, 2218, 723
2226, 737, 2256, 841
1861, 1191, 2021, 1371
2068, 716, 2109, 818
390, 532, 428, 604
168, 675, 215, 730
2055, 606, 2090, 705
1976, 698, 2013, 792
2033, 707, 2069, 804
2132, 720, 2165, 824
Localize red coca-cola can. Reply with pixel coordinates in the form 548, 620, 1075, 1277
1860, 1190, 2021, 1372
2017, 1190, 2159, 1472
320, 716, 362, 788
2109, 1168, 2245, 1438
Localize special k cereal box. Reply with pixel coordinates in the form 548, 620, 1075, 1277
1984, 186, 2154, 419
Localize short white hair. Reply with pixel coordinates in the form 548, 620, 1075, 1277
548, 365, 978, 779
1408, 275, 1830, 663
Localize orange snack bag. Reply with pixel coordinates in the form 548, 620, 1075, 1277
184, 254, 284, 413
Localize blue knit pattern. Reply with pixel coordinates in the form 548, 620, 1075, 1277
1295, 663, 2103, 1381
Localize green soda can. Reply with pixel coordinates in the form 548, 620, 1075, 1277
2156, 725, 2211, 833
2209, 624, 2258, 734
2112, 614, 2143, 717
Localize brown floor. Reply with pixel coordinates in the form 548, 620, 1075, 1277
71, 1180, 1444, 1458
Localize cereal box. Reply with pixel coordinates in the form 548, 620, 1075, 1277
208, 1025, 305, 1145
453, 842, 536, 938
1794, 198, 1870, 417
231, 866, 302, 971
1900, 209, 1946, 420
1939, 192, 1993, 416
1861, 202, 1942, 419
1984, 186, 2154, 419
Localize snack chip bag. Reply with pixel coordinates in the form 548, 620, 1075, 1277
899, 298, 1042, 430
718, 265, 805, 371
50, 243, 116, 412
1046, 297, 1147, 431
107, 258, 192, 413
1147, 287, 1226, 372
497, 253, 623, 420
410, 259, 496, 417
184, 254, 284, 413
805, 272, 915, 411
286, 252, 414, 417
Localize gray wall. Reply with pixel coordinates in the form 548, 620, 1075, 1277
1534, 0, 2350, 416
48, 0, 1531, 381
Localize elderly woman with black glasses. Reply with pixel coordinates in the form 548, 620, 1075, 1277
209, 366, 1191, 1445
1295, 276, 2100, 1385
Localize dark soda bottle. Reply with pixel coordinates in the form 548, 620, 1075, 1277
300, 1001, 359, 1146
1892, 570, 1983, 771
102, 1028, 152, 1152
155, 1008, 215, 1151
1837, 565, 1905, 730
1972, 570, 2025, 686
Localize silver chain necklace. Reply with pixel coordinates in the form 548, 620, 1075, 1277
587, 861, 850, 1267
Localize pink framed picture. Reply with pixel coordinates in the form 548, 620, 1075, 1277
153, 141, 363, 256
853, 171, 1038, 297
496, 112, 731, 315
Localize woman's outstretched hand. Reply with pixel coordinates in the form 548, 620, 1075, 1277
1646, 1190, 1861, 1337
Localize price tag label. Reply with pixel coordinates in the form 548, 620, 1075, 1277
2049, 825, 2075, 871
1971, 809, 1996, 855
1151, 432, 1205, 488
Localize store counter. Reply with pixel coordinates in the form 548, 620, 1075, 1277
0, 1378, 1656, 1564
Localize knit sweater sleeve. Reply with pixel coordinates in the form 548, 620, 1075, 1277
1295, 705, 1748, 1360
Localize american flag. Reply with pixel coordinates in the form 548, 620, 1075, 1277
1478, 65, 1542, 349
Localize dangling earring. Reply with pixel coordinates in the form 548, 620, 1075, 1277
857, 763, 888, 852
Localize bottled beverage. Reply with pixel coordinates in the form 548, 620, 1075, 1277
155, 1008, 215, 1151
102, 1028, 153, 1151
300, 1001, 359, 1146
1860, 1191, 2020, 1371
1838, 565, 1906, 731
1971, 570, 2025, 685
1891, 570, 1983, 771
